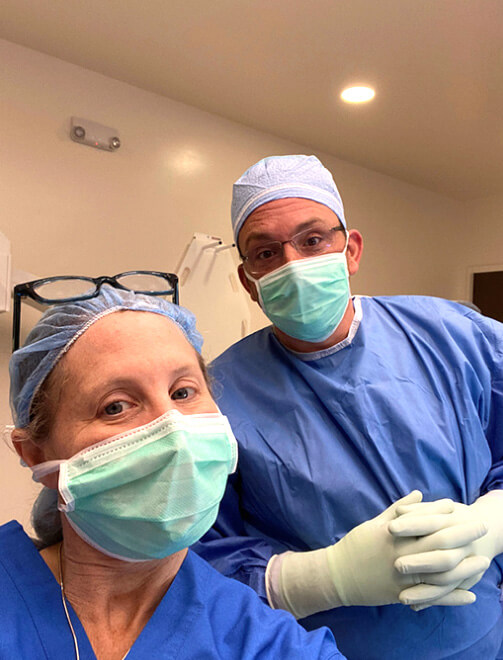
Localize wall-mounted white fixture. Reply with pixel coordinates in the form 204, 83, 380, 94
70, 117, 121, 151
177, 233, 250, 361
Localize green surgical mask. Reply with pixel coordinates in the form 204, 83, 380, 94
31, 410, 238, 561
247, 248, 351, 343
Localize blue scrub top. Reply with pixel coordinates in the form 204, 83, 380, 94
0, 521, 342, 659
194, 295, 503, 660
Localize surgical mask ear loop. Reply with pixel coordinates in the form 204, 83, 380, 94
343, 229, 350, 254
3, 424, 30, 466
2, 424, 16, 452
31, 459, 65, 482
242, 267, 264, 310
340, 230, 350, 277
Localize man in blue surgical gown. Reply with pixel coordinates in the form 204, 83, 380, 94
194, 155, 503, 660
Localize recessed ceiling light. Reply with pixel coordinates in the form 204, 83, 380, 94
341, 86, 375, 103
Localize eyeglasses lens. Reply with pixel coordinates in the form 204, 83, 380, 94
247, 227, 338, 275
33, 278, 96, 301
115, 273, 173, 293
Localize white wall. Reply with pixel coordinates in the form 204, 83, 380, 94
0, 38, 491, 530
453, 193, 503, 299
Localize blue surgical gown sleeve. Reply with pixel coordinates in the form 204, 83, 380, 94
474, 310, 503, 492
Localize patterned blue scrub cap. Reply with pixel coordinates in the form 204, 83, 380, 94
231, 154, 347, 243
9, 285, 203, 428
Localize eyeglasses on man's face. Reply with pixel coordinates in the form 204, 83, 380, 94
12, 270, 179, 351
242, 225, 346, 277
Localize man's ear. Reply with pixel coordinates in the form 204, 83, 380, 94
346, 229, 363, 277
238, 264, 259, 303
11, 428, 58, 489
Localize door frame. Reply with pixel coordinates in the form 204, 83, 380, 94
466, 263, 503, 302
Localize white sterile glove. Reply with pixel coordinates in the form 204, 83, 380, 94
265, 491, 489, 619
389, 490, 503, 611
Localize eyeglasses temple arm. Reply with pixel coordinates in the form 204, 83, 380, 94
172, 275, 179, 305
12, 289, 22, 352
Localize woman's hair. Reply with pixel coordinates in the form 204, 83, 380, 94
27, 364, 66, 547
31, 487, 62, 549
28, 345, 213, 548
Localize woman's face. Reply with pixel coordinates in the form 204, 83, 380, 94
40, 310, 217, 462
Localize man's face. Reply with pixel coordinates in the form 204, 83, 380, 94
237, 197, 361, 302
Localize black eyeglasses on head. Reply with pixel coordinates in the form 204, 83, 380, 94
12, 270, 179, 351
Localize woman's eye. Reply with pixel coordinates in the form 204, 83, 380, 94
171, 386, 196, 401
103, 400, 132, 416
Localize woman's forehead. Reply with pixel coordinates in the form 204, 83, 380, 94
65, 310, 193, 364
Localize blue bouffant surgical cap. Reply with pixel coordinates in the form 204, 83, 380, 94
9, 285, 203, 428
231, 154, 346, 242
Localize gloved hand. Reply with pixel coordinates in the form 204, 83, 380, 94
265, 491, 489, 619
389, 490, 503, 611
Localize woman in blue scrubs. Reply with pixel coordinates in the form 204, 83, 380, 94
1, 285, 342, 660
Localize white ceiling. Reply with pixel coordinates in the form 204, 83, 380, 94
1, 0, 502, 199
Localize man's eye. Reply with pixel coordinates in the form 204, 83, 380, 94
256, 247, 278, 261
103, 401, 132, 416
171, 387, 196, 400
303, 235, 323, 248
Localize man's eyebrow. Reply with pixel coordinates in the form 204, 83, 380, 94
243, 219, 327, 249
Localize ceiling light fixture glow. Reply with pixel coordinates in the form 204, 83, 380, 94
341, 86, 375, 103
